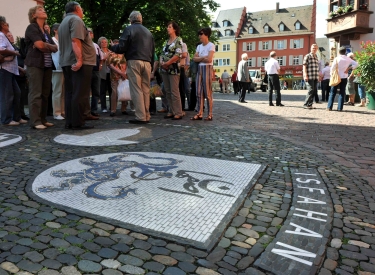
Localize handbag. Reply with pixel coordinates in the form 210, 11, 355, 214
263, 72, 268, 84
117, 79, 131, 101
329, 58, 341, 86
150, 80, 163, 98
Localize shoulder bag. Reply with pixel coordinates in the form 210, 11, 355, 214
329, 58, 341, 87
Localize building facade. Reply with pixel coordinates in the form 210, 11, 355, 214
236, 2, 316, 86
2, 0, 44, 39
325, 0, 374, 52
211, 7, 246, 77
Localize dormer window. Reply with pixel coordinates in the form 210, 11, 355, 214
225, 29, 232, 36
264, 25, 269, 33
279, 23, 284, 31
248, 27, 254, 34
211, 21, 218, 28
295, 21, 301, 30
223, 20, 230, 27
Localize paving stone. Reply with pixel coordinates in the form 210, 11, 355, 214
248, 243, 265, 257
43, 248, 60, 260
78, 232, 94, 240
40, 259, 62, 270
118, 264, 145, 274
110, 234, 135, 245
231, 216, 246, 227
102, 269, 123, 275
339, 250, 368, 261
15, 238, 33, 246
206, 247, 226, 263
223, 255, 237, 266
331, 238, 342, 248
163, 266, 185, 275
130, 249, 152, 261
117, 255, 144, 267
133, 240, 152, 250
35, 212, 56, 221
318, 268, 332, 275
95, 223, 115, 231
81, 252, 102, 262
323, 259, 337, 271
165, 244, 185, 252
94, 236, 115, 247
114, 228, 130, 235
60, 265, 81, 275
341, 259, 358, 267
56, 254, 78, 265
148, 246, 170, 256
50, 238, 70, 248
244, 267, 267, 275
78, 260, 102, 273
196, 267, 220, 275
83, 242, 101, 253
360, 262, 375, 273
38, 270, 60, 275
130, 232, 148, 240
178, 261, 197, 273
100, 259, 121, 269
65, 246, 85, 256
98, 248, 118, 259
225, 227, 237, 238
46, 222, 60, 229
348, 240, 370, 248
196, 259, 218, 270
90, 228, 110, 237
276, 210, 287, 218
52, 210, 66, 217
0, 262, 19, 273
10, 245, 30, 255
24, 251, 44, 263
237, 228, 259, 238
16, 260, 43, 273
170, 252, 195, 263
231, 241, 251, 249
152, 255, 177, 266
143, 261, 165, 273
111, 243, 130, 253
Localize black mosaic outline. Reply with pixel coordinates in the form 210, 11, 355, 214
25, 152, 265, 251
254, 168, 333, 275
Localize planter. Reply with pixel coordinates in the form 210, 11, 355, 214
366, 92, 375, 110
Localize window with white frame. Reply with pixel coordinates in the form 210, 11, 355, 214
293, 39, 301, 49
262, 57, 268, 66
264, 25, 269, 33
214, 59, 218, 66
262, 41, 269, 50
246, 42, 253, 51
223, 20, 229, 27
247, 59, 253, 67
249, 27, 254, 34
277, 57, 284, 66
214, 58, 230, 66
222, 44, 230, 51
277, 40, 284, 49
295, 22, 301, 30
279, 23, 284, 31
293, 56, 300, 65
225, 30, 232, 36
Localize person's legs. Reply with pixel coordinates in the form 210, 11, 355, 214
337, 78, 348, 111
321, 80, 326, 102
127, 60, 148, 121
140, 61, 151, 120
169, 74, 182, 117
179, 68, 186, 110
327, 85, 337, 110
11, 75, 21, 123
267, 75, 274, 105
196, 67, 204, 116
16, 77, 27, 118
40, 68, 53, 124
0, 69, 14, 124
110, 79, 119, 114
27, 67, 45, 126
303, 80, 315, 107
62, 67, 73, 126
100, 78, 108, 111
162, 73, 173, 115
239, 82, 246, 102
189, 81, 197, 111
52, 72, 64, 117
91, 71, 100, 113
201, 65, 213, 117
357, 84, 366, 106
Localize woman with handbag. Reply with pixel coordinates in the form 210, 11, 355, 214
24, 6, 58, 129
327, 47, 358, 111
344, 53, 356, 106
160, 21, 184, 120
0, 16, 26, 126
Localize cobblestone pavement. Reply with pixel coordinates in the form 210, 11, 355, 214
0, 90, 374, 275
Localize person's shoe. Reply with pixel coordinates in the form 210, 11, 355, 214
5, 121, 20, 126
122, 111, 129, 115
91, 112, 100, 117
21, 115, 30, 121
164, 114, 174, 119
85, 114, 99, 120
240, 101, 248, 103
72, 125, 94, 130
33, 124, 47, 129
157, 108, 168, 113
18, 119, 28, 124
357, 99, 366, 107
276, 103, 284, 106
269, 103, 274, 106
109, 112, 115, 117
102, 109, 108, 113
326, 108, 332, 111
303, 106, 313, 109
315, 102, 322, 104
43, 122, 54, 127
129, 119, 149, 124
54, 115, 65, 120
172, 116, 183, 120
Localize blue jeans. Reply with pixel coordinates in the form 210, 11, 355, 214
358, 84, 366, 99
327, 78, 348, 111
0, 68, 21, 124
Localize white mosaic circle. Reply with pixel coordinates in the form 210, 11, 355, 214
54, 129, 140, 146
31, 152, 262, 248
0, 133, 22, 148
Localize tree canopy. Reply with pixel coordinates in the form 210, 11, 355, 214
44, 0, 220, 54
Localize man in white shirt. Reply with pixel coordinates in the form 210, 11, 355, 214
265, 51, 283, 106
221, 70, 231, 93
320, 62, 330, 102
327, 46, 358, 111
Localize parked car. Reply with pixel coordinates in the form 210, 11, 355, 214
249, 69, 267, 92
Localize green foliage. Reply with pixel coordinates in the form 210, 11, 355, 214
354, 41, 375, 92
44, 0, 220, 55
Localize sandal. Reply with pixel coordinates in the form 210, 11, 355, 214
164, 113, 174, 119
172, 116, 183, 120
204, 115, 213, 121
190, 115, 202, 120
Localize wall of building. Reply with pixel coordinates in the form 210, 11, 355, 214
350, 13, 375, 52
213, 38, 237, 76
2, 0, 39, 39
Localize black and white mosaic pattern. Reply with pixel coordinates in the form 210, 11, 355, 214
0, 133, 22, 148
54, 129, 140, 146
30, 152, 263, 249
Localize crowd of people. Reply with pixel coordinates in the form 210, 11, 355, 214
0, 1, 216, 129
0, 2, 368, 129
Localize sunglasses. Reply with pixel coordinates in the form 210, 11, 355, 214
198, 32, 204, 36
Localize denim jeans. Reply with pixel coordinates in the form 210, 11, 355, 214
327, 78, 348, 111
0, 68, 21, 124
321, 79, 330, 101
358, 84, 366, 99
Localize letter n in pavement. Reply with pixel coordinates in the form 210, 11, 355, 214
271, 242, 316, 266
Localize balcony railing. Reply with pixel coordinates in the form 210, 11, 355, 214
326, 9, 373, 39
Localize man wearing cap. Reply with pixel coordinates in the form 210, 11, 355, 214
264, 51, 283, 106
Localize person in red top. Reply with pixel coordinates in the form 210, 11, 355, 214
219, 77, 223, 92
232, 70, 238, 94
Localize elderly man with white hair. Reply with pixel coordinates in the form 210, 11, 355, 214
237, 53, 250, 103
265, 51, 283, 106
111, 11, 155, 124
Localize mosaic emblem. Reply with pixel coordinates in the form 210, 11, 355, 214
54, 129, 140, 146
0, 133, 22, 148
30, 152, 263, 249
